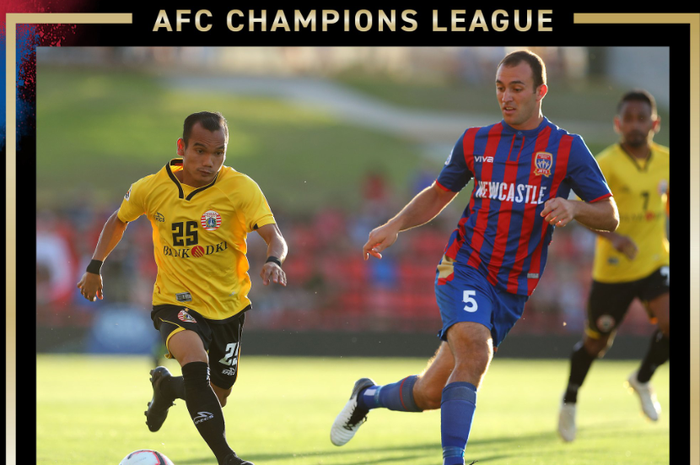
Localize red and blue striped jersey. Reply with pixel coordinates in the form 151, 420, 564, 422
435, 117, 612, 296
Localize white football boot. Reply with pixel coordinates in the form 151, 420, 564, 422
558, 401, 577, 442
626, 370, 661, 421
330, 378, 376, 446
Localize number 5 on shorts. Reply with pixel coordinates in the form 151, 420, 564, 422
463, 290, 478, 312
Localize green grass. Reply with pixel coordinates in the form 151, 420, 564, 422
36, 355, 670, 464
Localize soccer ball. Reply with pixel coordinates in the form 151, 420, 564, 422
119, 449, 174, 465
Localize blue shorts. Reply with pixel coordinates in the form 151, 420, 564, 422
435, 262, 528, 347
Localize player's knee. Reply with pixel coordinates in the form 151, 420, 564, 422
455, 344, 491, 376
583, 334, 612, 358
169, 330, 208, 367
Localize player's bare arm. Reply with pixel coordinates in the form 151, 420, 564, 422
594, 230, 638, 260
256, 223, 288, 286
541, 196, 618, 232
363, 182, 457, 260
76, 210, 129, 301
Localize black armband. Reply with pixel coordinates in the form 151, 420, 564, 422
265, 256, 282, 267
86, 259, 103, 274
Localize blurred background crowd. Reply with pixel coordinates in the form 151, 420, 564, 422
35, 46, 669, 355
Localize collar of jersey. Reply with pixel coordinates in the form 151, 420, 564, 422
165, 158, 220, 200
618, 143, 653, 172
500, 116, 550, 136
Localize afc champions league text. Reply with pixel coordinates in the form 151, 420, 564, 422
152, 9, 554, 33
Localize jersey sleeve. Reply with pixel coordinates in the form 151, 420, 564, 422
565, 136, 612, 203
116, 176, 150, 223
236, 176, 276, 232
436, 131, 474, 192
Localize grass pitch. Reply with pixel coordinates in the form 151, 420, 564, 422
36, 354, 670, 464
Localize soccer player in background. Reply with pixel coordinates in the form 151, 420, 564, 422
329, 50, 619, 465
558, 89, 669, 442
77, 111, 288, 465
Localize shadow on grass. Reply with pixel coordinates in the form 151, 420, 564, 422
173, 443, 437, 465
174, 420, 661, 464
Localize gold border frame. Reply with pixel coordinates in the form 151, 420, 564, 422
573, 15, 699, 464
6, 10, 697, 465
5, 13, 133, 465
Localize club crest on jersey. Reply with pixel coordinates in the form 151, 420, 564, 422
178, 308, 197, 324
201, 210, 222, 231
533, 152, 553, 177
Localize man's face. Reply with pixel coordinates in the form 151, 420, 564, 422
615, 100, 659, 148
177, 122, 227, 187
495, 61, 547, 130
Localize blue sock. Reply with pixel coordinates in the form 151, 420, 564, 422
441, 382, 477, 465
357, 375, 422, 412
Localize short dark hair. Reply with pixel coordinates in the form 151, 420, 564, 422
617, 89, 657, 117
183, 111, 229, 146
497, 50, 547, 89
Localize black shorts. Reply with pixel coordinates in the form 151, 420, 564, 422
586, 266, 669, 338
151, 304, 248, 390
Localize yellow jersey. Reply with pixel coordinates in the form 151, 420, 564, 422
592, 143, 669, 283
117, 159, 276, 320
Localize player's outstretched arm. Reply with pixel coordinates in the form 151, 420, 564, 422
256, 223, 288, 287
362, 182, 457, 260
76, 210, 129, 301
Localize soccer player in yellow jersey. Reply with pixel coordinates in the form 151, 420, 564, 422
77, 111, 288, 465
558, 90, 669, 442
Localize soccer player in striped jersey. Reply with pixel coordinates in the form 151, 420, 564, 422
558, 89, 669, 442
330, 50, 619, 465
77, 111, 288, 465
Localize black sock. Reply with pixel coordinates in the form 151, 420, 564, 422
563, 341, 596, 404
637, 329, 670, 383
160, 375, 186, 401
182, 361, 234, 464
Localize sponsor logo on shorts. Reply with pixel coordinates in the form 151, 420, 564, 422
178, 309, 197, 324
222, 367, 237, 377
596, 314, 616, 333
